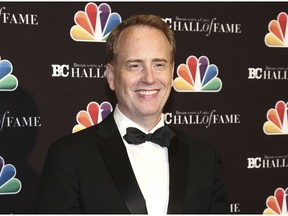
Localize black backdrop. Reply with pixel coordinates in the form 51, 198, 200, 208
0, 2, 287, 214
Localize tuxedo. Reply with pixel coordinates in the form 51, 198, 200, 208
37, 113, 229, 214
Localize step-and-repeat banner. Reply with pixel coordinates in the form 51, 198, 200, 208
0, 2, 287, 214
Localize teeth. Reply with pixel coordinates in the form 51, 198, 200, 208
137, 90, 158, 95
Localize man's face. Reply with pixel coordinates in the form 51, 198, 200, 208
106, 25, 174, 126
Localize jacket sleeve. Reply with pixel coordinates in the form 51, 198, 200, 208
37, 141, 81, 213
209, 146, 230, 213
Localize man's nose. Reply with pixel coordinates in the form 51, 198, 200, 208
141, 67, 156, 84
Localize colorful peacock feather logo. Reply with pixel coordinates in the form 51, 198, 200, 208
0, 156, 21, 195
265, 12, 288, 47
263, 101, 288, 135
70, 3, 121, 42
73, 101, 113, 133
0, 57, 18, 91
263, 187, 288, 214
173, 55, 222, 92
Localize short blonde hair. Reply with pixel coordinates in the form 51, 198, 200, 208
105, 14, 176, 64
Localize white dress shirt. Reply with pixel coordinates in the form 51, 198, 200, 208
113, 105, 169, 215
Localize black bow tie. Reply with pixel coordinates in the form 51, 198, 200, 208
123, 126, 175, 148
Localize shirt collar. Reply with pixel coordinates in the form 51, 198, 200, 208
113, 104, 165, 138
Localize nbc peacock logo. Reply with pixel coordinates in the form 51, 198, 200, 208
0, 57, 18, 91
263, 100, 288, 135
265, 12, 288, 48
72, 101, 113, 133
263, 187, 288, 214
0, 156, 22, 195
70, 3, 121, 42
173, 55, 222, 92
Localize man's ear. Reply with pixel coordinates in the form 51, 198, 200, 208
171, 61, 175, 86
105, 63, 115, 90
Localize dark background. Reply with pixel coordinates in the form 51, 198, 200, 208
0, 2, 287, 213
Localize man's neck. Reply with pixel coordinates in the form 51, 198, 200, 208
117, 105, 163, 132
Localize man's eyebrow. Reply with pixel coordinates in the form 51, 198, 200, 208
125, 59, 143, 63
124, 58, 168, 64
152, 58, 168, 62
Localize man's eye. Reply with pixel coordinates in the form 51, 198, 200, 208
130, 64, 140, 68
128, 64, 143, 72
153, 63, 166, 70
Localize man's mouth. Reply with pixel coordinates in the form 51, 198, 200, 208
136, 90, 159, 96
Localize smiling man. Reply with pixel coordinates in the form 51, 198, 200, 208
38, 14, 229, 214
105, 18, 174, 132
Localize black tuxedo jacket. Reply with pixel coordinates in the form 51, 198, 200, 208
37, 113, 229, 214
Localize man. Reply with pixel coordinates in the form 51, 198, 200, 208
37, 14, 229, 214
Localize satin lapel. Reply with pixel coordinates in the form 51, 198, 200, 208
95, 114, 147, 214
167, 135, 189, 214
